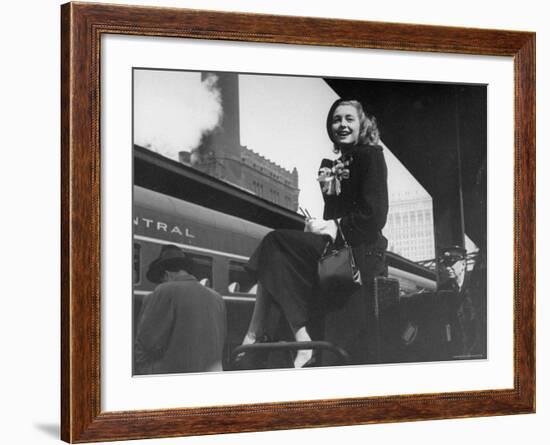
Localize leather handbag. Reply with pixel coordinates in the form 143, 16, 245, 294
318, 220, 362, 310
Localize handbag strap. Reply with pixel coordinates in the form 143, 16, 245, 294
336, 220, 358, 271
320, 220, 358, 272
334, 219, 350, 247
321, 219, 349, 257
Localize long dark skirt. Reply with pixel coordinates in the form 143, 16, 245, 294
246, 229, 388, 365
245, 229, 329, 330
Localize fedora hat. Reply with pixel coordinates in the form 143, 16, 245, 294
146, 244, 192, 284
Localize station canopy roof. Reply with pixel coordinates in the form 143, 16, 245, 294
325, 79, 486, 250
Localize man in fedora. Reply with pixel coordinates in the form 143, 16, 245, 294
134, 244, 227, 375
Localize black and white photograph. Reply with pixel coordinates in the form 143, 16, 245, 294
132, 69, 487, 375
4, 0, 546, 443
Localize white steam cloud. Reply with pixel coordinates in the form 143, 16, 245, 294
134, 70, 222, 160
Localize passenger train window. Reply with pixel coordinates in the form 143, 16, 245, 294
133, 243, 141, 285
228, 261, 256, 294
186, 253, 213, 288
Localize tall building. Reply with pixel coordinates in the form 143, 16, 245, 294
383, 190, 436, 262
240, 148, 299, 211
180, 72, 300, 212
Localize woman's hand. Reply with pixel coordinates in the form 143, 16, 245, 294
304, 218, 317, 233
304, 218, 337, 241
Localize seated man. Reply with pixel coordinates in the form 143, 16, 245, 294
134, 245, 227, 375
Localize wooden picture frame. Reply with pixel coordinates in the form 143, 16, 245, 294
61, 2, 535, 442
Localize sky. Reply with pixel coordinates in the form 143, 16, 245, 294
133, 69, 429, 219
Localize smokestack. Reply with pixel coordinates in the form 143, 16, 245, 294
201, 72, 241, 150
192, 72, 244, 184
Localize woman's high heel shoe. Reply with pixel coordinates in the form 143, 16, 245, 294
294, 349, 318, 368
233, 334, 271, 370
302, 351, 319, 368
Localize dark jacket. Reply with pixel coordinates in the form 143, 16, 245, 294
321, 144, 388, 249
134, 274, 227, 375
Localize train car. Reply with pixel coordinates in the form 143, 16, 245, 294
133, 185, 270, 365
133, 184, 440, 368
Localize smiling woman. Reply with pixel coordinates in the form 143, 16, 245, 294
328, 99, 379, 149
331, 104, 361, 145
58, 1, 536, 442
235, 96, 389, 368
131, 65, 493, 375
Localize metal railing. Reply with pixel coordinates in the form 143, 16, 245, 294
230, 341, 351, 368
